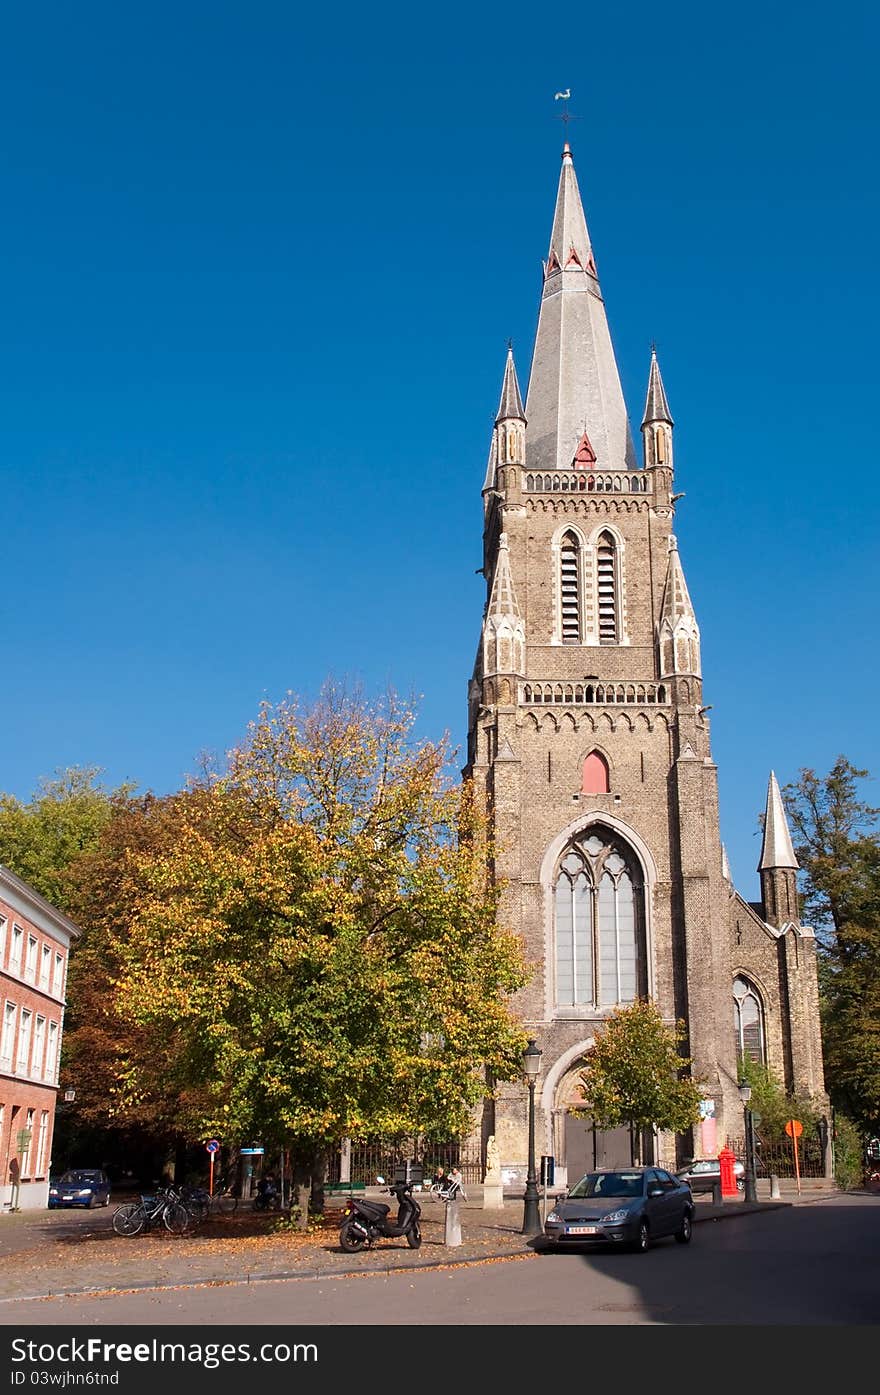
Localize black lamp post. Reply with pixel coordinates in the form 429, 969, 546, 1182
738, 1080, 758, 1203
521, 1038, 542, 1236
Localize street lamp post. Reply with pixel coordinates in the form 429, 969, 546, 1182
521, 1038, 542, 1236
739, 1080, 758, 1203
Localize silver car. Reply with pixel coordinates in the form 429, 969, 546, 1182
543, 1166, 694, 1253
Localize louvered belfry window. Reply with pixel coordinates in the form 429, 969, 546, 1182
596, 531, 617, 643
560, 532, 580, 643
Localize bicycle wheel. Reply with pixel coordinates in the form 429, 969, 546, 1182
112, 1203, 145, 1237
163, 1201, 192, 1235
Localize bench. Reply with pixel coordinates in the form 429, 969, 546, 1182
322, 1182, 366, 1197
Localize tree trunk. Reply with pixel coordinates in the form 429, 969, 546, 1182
291, 1145, 329, 1230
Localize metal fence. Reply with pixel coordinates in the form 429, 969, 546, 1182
725, 1135, 826, 1179
328, 1137, 485, 1186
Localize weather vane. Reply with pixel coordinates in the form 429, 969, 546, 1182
554, 89, 581, 138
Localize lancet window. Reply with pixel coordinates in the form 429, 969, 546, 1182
733, 976, 766, 1064
596, 531, 618, 643
554, 828, 645, 1009
559, 531, 581, 644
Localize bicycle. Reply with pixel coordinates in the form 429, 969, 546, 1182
112, 1187, 192, 1237
428, 1175, 467, 1203
205, 1183, 238, 1216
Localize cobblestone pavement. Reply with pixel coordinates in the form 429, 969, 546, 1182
0, 1189, 812, 1308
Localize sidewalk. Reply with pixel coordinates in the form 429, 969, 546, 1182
0, 1188, 805, 1307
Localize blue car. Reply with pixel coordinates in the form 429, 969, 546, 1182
48, 1169, 112, 1208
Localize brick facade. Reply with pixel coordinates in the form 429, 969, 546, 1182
0, 867, 79, 1211
465, 146, 827, 1184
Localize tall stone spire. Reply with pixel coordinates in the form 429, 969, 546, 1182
524, 144, 637, 475
657, 537, 701, 678
483, 346, 526, 496
759, 772, 799, 871
759, 771, 800, 927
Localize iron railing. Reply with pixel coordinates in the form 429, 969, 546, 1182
328, 1138, 484, 1186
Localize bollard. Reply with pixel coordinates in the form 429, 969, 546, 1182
711, 1180, 723, 1206
769, 1173, 780, 1199
444, 1197, 462, 1247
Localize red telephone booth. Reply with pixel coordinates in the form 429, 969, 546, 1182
718, 1147, 738, 1198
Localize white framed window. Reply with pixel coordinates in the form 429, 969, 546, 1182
16, 1009, 32, 1073
20, 1107, 35, 1178
10, 925, 23, 975
1, 1003, 16, 1068
45, 1021, 59, 1084
0, 916, 6, 966
33, 1015, 46, 1079
40, 945, 51, 990
25, 935, 38, 983
35, 1110, 49, 1177
53, 953, 65, 996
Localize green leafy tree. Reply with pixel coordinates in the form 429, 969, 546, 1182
736, 1056, 820, 1139
106, 686, 529, 1221
783, 758, 880, 1139
575, 1000, 704, 1162
0, 767, 126, 911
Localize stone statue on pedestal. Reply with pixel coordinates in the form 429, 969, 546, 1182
483, 1134, 504, 1209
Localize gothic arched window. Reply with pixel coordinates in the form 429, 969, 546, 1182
559, 531, 581, 644
733, 975, 766, 1064
581, 751, 610, 794
596, 531, 618, 643
554, 828, 645, 1009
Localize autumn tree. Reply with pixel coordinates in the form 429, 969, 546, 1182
576, 1000, 704, 1163
783, 757, 880, 1140
108, 687, 528, 1217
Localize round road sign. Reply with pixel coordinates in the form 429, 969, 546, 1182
205, 1139, 221, 1154
784, 1119, 803, 1138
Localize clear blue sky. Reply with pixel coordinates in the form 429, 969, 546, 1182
1, 1, 877, 898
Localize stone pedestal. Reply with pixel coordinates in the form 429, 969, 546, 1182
444, 1199, 462, 1246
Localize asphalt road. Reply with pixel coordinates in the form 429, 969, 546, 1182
1, 1193, 877, 1327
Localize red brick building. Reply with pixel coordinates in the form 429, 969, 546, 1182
1, 865, 80, 1210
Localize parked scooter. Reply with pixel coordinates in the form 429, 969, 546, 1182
339, 1175, 422, 1252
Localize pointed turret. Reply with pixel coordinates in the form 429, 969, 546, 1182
641, 348, 674, 470
525, 144, 637, 475
759, 772, 800, 927
483, 346, 526, 500
482, 533, 525, 680
657, 536, 701, 679
496, 344, 525, 425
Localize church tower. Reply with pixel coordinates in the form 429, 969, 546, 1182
466, 144, 827, 1180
